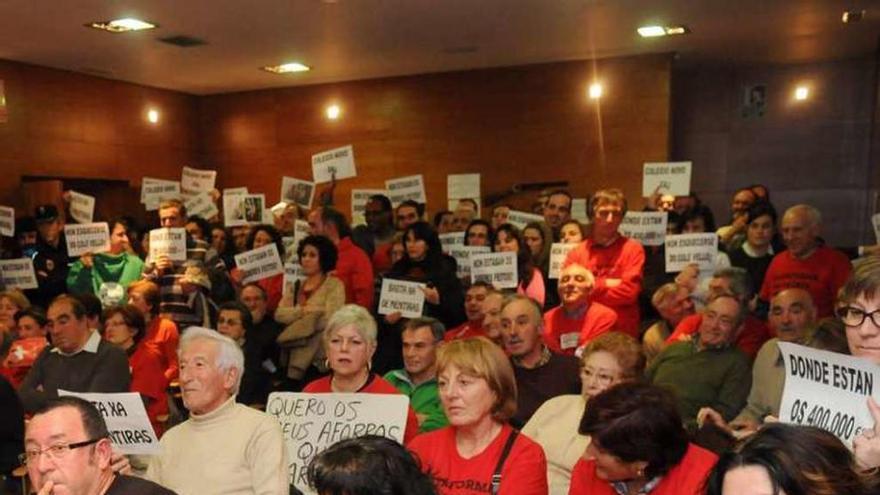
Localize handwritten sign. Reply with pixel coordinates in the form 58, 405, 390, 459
0, 258, 38, 290
448, 173, 480, 200
619, 211, 668, 246
778, 343, 877, 446
506, 210, 544, 230
184, 192, 219, 220
873, 213, 880, 244
141, 178, 180, 211
351, 189, 388, 226
548, 243, 579, 279
68, 190, 95, 224
235, 243, 284, 284
439, 232, 465, 252
448, 245, 490, 280
642, 161, 692, 197
665, 233, 717, 273
0, 206, 13, 236
378, 278, 426, 318
386, 175, 426, 207
471, 251, 518, 289
266, 392, 409, 494
281, 177, 316, 209
181, 166, 217, 193
282, 263, 305, 297
64, 223, 110, 257
224, 186, 248, 196
312, 145, 357, 184
224, 193, 265, 227
148, 228, 187, 262
59, 391, 159, 455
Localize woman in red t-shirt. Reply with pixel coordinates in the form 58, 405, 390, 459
408, 337, 548, 495
568, 382, 717, 495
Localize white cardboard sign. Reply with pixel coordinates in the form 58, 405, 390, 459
59, 391, 160, 455
506, 210, 544, 230
224, 193, 265, 227
439, 232, 465, 252
385, 175, 426, 207
141, 178, 181, 211
351, 189, 388, 226
282, 262, 305, 297
148, 228, 187, 263
181, 166, 217, 193
378, 278, 426, 318
642, 161, 692, 197
266, 392, 409, 494
778, 342, 877, 446
548, 243, 579, 279
0, 206, 13, 236
235, 243, 284, 284
184, 192, 219, 220
68, 190, 95, 224
224, 187, 248, 197
471, 251, 518, 289
64, 222, 110, 257
664, 233, 717, 273
281, 177, 316, 209
619, 211, 668, 246
448, 245, 490, 279
312, 145, 357, 184
0, 258, 38, 290
447, 173, 480, 200
283, 220, 312, 262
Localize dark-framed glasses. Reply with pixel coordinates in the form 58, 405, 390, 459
836, 306, 880, 328
19, 438, 104, 465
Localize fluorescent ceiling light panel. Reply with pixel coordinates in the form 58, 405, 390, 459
88, 18, 157, 33
637, 26, 667, 37
262, 62, 311, 74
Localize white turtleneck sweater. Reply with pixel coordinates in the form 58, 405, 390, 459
146, 396, 289, 495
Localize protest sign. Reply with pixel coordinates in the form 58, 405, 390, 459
778, 342, 877, 446
266, 392, 409, 494
312, 145, 357, 184
184, 192, 219, 220
235, 244, 284, 284
59, 391, 159, 455
0, 206, 13, 236
571, 198, 588, 222
281, 177, 316, 209
873, 213, 880, 244
351, 189, 388, 226
64, 223, 110, 257
0, 258, 38, 290
664, 233, 717, 273
506, 210, 544, 230
642, 161, 692, 197
471, 251, 518, 289
181, 166, 217, 193
548, 243, 579, 279
68, 190, 95, 224
141, 177, 180, 205
386, 175, 426, 207
224, 193, 265, 227
224, 186, 248, 196
447, 174, 480, 200
439, 232, 465, 252
148, 228, 187, 262
282, 263, 305, 297
448, 245, 490, 279
619, 211, 668, 246
378, 278, 426, 319
282, 220, 311, 262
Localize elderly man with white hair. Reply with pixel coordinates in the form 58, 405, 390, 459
146, 327, 289, 495
759, 204, 851, 318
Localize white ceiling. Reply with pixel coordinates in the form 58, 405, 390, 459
0, 0, 878, 95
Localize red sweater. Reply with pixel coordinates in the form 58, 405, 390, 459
568, 443, 717, 495
665, 314, 772, 360
444, 321, 487, 342
142, 317, 180, 382
759, 246, 851, 318
409, 424, 548, 495
542, 303, 618, 355
334, 237, 375, 309
564, 236, 644, 337
129, 344, 169, 437
304, 374, 419, 444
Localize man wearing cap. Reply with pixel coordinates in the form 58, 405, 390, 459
31, 204, 71, 309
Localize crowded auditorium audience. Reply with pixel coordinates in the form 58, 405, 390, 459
4, 172, 880, 495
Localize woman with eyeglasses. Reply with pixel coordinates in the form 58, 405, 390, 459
522, 333, 645, 495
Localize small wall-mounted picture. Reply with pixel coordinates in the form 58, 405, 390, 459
742, 84, 766, 118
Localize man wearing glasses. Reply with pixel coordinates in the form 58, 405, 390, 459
564, 188, 645, 337
23, 396, 174, 494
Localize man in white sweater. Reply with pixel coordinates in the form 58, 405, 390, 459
146, 327, 289, 495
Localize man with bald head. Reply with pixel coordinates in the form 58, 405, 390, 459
699, 288, 817, 434
759, 204, 851, 318
542, 263, 617, 356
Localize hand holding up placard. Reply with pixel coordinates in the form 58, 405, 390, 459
853, 398, 880, 468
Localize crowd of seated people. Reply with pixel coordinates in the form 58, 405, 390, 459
2, 181, 880, 495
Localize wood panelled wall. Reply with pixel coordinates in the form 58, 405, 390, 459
0, 60, 200, 224
199, 54, 672, 217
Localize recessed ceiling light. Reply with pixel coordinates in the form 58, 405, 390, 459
262, 62, 311, 74
588, 83, 603, 99
325, 105, 341, 120
637, 25, 689, 38
87, 18, 157, 33
842, 9, 865, 23
794, 86, 809, 101
147, 108, 160, 124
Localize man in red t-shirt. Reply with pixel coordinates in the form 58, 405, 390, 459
308, 207, 374, 309
542, 263, 617, 355
759, 204, 851, 318
444, 282, 493, 341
